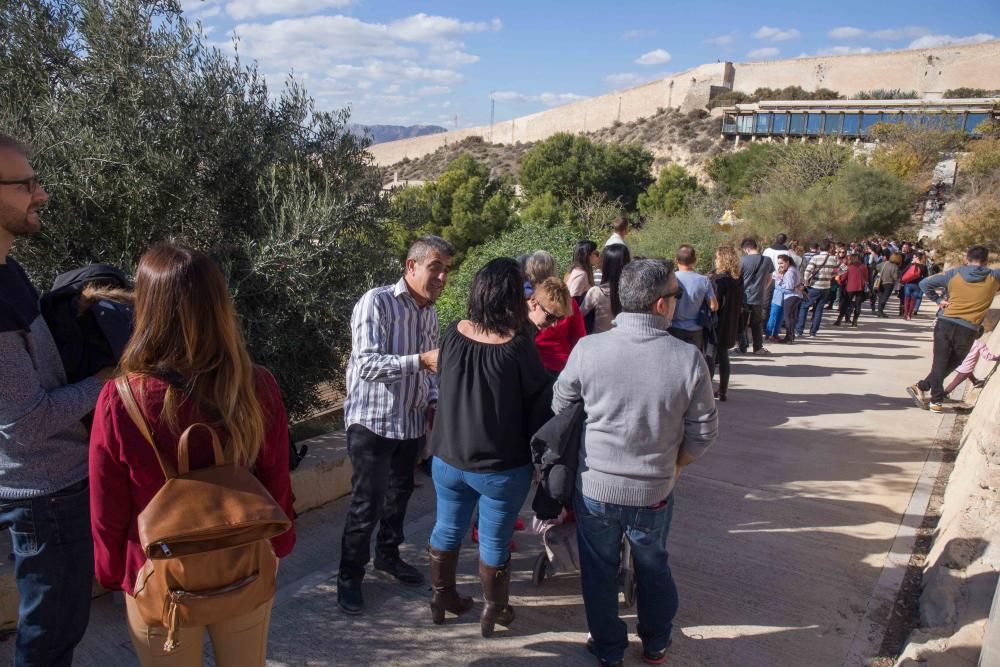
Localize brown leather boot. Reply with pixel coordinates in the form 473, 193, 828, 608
479, 558, 515, 638
428, 546, 473, 625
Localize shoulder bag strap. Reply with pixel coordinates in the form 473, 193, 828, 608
114, 375, 178, 480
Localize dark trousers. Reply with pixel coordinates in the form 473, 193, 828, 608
837, 290, 865, 324
575, 493, 678, 664
738, 304, 765, 352
0, 480, 93, 667
668, 327, 705, 352
339, 424, 422, 580
918, 319, 979, 404
877, 283, 895, 314
782, 296, 802, 341
708, 345, 731, 395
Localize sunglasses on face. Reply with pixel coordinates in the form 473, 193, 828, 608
662, 283, 684, 301
538, 303, 561, 325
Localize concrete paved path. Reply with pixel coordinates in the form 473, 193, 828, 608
0, 309, 946, 666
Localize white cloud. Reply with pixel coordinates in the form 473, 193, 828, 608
493, 91, 584, 107
705, 35, 734, 46
635, 49, 672, 65
908, 33, 996, 49
747, 47, 780, 59
388, 14, 500, 42
417, 86, 451, 97
828, 26, 865, 39
828, 26, 929, 40
427, 48, 479, 67
622, 29, 656, 40
224, 0, 352, 20
753, 26, 801, 42
870, 26, 929, 40
181, 0, 224, 19
815, 45, 875, 56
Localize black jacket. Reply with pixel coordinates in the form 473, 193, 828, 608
530, 401, 585, 519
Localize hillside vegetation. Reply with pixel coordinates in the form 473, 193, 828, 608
384, 107, 724, 183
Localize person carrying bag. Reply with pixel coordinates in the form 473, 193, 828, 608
90, 244, 296, 666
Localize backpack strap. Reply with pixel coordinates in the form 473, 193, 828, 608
115, 376, 178, 480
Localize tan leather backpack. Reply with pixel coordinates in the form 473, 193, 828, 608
115, 377, 292, 653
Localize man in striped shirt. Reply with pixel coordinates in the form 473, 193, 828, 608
337, 236, 454, 615
795, 239, 840, 338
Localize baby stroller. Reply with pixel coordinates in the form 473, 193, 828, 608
530, 511, 637, 608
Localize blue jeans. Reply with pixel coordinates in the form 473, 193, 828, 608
430, 458, 532, 566
765, 302, 784, 337
796, 287, 827, 336
0, 480, 93, 667
574, 492, 678, 664
904, 282, 923, 312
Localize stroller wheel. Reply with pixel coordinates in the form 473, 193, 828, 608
532, 553, 550, 586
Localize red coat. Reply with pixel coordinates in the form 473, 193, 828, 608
844, 264, 870, 293
89, 369, 296, 595
534, 298, 586, 373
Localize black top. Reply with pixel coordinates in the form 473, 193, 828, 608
0, 258, 40, 332
430, 322, 553, 472
713, 272, 743, 349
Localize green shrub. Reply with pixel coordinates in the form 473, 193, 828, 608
385, 154, 517, 264
628, 205, 730, 274
853, 89, 918, 100
943, 88, 1000, 99
638, 165, 703, 218
435, 223, 581, 327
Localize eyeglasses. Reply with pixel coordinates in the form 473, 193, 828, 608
0, 176, 42, 193
662, 283, 684, 301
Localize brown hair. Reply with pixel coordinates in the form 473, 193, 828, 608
525, 250, 556, 285
714, 246, 741, 278
612, 216, 629, 234
676, 244, 696, 267
889, 252, 903, 266
119, 244, 265, 466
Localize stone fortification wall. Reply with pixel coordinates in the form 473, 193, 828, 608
734, 40, 1000, 99
368, 62, 727, 165
369, 40, 1000, 168
897, 298, 1000, 665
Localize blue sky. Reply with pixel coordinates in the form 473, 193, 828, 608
180, 0, 1000, 128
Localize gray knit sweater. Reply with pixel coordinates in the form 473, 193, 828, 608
552, 312, 719, 507
0, 258, 102, 499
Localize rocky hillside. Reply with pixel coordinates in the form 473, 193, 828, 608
382, 108, 726, 184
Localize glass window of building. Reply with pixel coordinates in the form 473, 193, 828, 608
966, 113, 989, 134
939, 114, 963, 131
723, 114, 737, 133
771, 112, 788, 134
755, 113, 771, 134
789, 114, 806, 134
806, 113, 823, 135
860, 113, 881, 134
842, 113, 861, 136
736, 114, 754, 133
881, 112, 902, 125
824, 114, 842, 135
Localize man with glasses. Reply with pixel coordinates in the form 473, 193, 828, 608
0, 134, 114, 665
553, 259, 719, 667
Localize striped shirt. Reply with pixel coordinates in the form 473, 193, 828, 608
803, 252, 840, 290
344, 278, 439, 440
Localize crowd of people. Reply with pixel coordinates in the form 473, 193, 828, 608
2, 132, 999, 667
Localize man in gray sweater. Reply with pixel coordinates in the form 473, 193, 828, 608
553, 259, 719, 667
0, 134, 112, 665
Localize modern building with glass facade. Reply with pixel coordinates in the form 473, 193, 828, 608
720, 98, 999, 143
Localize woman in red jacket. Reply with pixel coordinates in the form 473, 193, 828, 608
89, 244, 295, 666
526, 250, 586, 374
834, 252, 870, 327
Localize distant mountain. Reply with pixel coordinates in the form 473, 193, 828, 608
348, 124, 447, 145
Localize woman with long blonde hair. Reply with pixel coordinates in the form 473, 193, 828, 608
89, 243, 296, 666
708, 246, 743, 401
